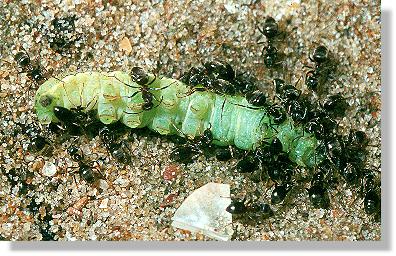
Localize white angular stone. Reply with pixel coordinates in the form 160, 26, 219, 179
171, 183, 233, 241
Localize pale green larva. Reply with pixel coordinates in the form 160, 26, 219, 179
34, 71, 323, 167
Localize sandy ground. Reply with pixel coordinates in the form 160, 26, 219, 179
0, 0, 381, 241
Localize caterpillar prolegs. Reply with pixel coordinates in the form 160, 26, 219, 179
34, 71, 324, 167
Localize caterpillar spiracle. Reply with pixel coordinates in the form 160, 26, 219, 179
34, 71, 324, 167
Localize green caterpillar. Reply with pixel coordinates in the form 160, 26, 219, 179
34, 71, 323, 167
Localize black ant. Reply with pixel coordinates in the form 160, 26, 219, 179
52, 106, 86, 136
214, 146, 235, 161
361, 172, 380, 216
273, 78, 312, 124
12, 120, 54, 155
237, 138, 293, 183
271, 182, 293, 205
67, 145, 104, 184
181, 61, 259, 98
180, 66, 212, 89
274, 78, 301, 103
305, 45, 336, 92
28, 135, 53, 155
304, 109, 337, 139
203, 61, 236, 82
232, 71, 259, 95
266, 156, 296, 185
226, 198, 274, 223
246, 90, 267, 107
322, 93, 349, 118
13, 48, 47, 99
14, 49, 46, 84
287, 98, 310, 124
111, 67, 172, 113
48, 15, 82, 54
181, 62, 237, 95
99, 125, 131, 165
170, 126, 215, 164
331, 131, 371, 185
257, 17, 282, 68
235, 153, 259, 173
307, 171, 330, 209
266, 104, 287, 125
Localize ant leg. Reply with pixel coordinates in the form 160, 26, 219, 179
268, 122, 279, 133
150, 95, 165, 110
149, 80, 177, 91
90, 160, 106, 180
256, 24, 265, 36
220, 98, 227, 122
107, 74, 141, 89
123, 90, 141, 100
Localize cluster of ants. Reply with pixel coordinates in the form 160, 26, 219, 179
9, 15, 380, 241
173, 17, 380, 222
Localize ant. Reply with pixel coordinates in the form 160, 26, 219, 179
266, 156, 296, 185
226, 198, 274, 223
203, 61, 236, 82
322, 93, 349, 118
170, 126, 215, 164
235, 153, 259, 173
235, 138, 283, 174
266, 104, 287, 125
361, 172, 380, 216
273, 78, 313, 124
14, 48, 46, 84
181, 62, 237, 95
53, 106, 84, 136
12, 120, 54, 155
257, 17, 283, 68
67, 145, 104, 184
304, 108, 337, 139
305, 45, 336, 92
270, 182, 293, 205
214, 146, 235, 161
48, 15, 82, 54
307, 170, 330, 209
99, 124, 131, 165
13, 48, 47, 99
112, 67, 172, 113
274, 78, 301, 103
246, 90, 267, 107
180, 66, 212, 89
28, 134, 53, 156
181, 61, 259, 98
231, 71, 259, 95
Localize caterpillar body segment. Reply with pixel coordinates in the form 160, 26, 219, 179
34, 71, 323, 167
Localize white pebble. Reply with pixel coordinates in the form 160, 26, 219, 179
42, 161, 57, 177
99, 198, 109, 209
224, 3, 237, 14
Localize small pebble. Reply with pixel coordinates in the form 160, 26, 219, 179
99, 198, 109, 209
119, 37, 132, 53
41, 161, 57, 177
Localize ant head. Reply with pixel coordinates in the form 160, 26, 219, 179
130, 66, 149, 85
262, 17, 278, 38
312, 45, 329, 64
273, 78, 286, 94
225, 199, 247, 214
51, 15, 77, 34
14, 51, 30, 67
348, 130, 369, 148
30, 67, 45, 83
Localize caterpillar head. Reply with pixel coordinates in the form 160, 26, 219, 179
34, 79, 62, 124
